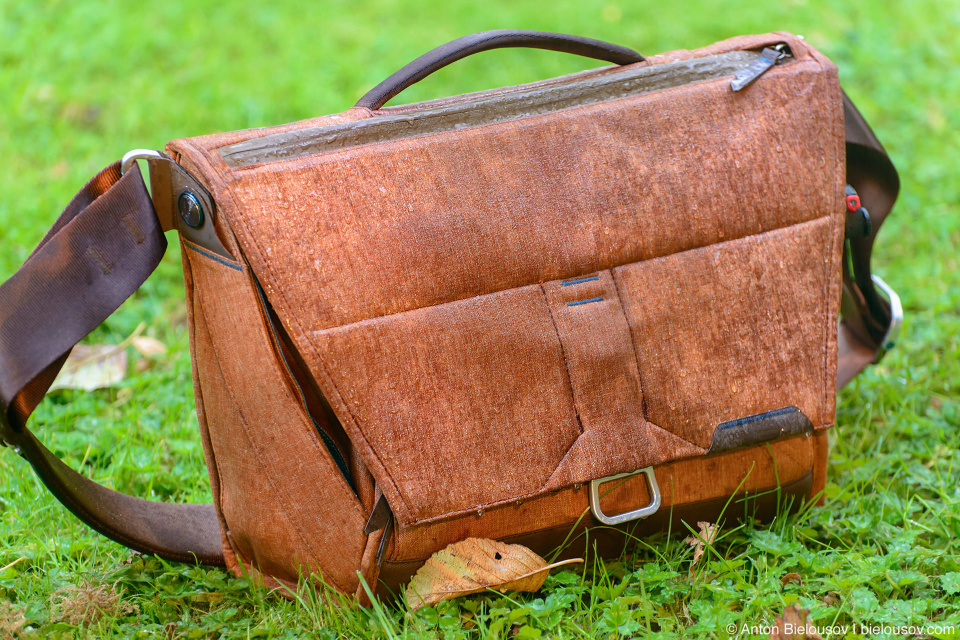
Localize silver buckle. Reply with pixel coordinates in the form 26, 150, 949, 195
588, 466, 661, 525
871, 274, 903, 362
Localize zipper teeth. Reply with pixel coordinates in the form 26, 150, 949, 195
221, 48, 789, 168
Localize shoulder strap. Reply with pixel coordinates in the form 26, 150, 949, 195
0, 95, 899, 564
0, 163, 224, 565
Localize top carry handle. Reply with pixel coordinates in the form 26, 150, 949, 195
0, 31, 899, 565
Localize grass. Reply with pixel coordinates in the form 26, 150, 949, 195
1, 0, 958, 637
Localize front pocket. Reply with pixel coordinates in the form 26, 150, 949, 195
300, 217, 839, 525
613, 217, 838, 449
309, 284, 582, 522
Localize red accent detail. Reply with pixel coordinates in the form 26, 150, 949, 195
846, 194, 861, 212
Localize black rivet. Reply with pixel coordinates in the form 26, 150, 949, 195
177, 191, 204, 228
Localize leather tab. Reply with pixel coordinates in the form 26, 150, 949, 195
707, 407, 814, 455
147, 154, 232, 259
364, 494, 392, 535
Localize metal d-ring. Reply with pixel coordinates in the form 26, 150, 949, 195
871, 274, 903, 362
120, 149, 164, 176
589, 466, 661, 525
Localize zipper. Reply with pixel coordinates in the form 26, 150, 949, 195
730, 44, 793, 91
221, 46, 797, 167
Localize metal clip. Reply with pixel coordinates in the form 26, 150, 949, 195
871, 275, 903, 362
588, 466, 661, 525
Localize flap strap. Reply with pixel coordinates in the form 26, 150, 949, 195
0, 94, 898, 565
0, 163, 224, 565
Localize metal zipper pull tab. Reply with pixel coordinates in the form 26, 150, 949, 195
730, 45, 790, 91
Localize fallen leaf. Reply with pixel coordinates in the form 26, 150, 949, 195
405, 537, 582, 611
769, 605, 823, 640
190, 592, 224, 607
685, 521, 718, 578
50, 323, 147, 392
49, 344, 128, 392
823, 591, 841, 606
781, 572, 803, 587
132, 336, 167, 358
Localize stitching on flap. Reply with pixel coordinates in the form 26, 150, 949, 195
561, 275, 600, 286
566, 297, 604, 307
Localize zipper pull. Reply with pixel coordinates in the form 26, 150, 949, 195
730, 45, 790, 92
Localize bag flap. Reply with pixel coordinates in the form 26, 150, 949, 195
170, 33, 846, 526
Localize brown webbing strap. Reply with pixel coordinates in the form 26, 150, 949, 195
0, 94, 897, 566
0, 163, 224, 565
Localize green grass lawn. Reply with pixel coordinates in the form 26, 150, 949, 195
1, 0, 959, 637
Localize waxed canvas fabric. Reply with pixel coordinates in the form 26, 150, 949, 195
166, 32, 845, 596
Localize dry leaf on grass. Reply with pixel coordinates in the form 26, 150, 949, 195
781, 572, 803, 587
49, 344, 128, 392
50, 579, 137, 625
49, 323, 149, 392
405, 537, 582, 611
685, 521, 718, 577
769, 605, 823, 640
131, 336, 167, 358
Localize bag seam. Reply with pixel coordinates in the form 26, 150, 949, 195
540, 283, 585, 435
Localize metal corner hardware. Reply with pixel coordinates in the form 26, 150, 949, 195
120, 149, 233, 260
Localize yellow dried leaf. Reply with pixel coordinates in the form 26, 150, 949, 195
405, 537, 582, 611
49, 344, 127, 392
684, 521, 718, 577
131, 336, 167, 358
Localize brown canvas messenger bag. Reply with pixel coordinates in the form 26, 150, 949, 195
0, 30, 901, 601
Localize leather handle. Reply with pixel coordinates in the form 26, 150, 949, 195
355, 29, 644, 110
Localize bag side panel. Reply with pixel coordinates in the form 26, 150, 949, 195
182, 244, 236, 570
184, 244, 367, 592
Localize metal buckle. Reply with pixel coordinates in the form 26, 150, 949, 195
588, 466, 661, 525
871, 274, 903, 362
